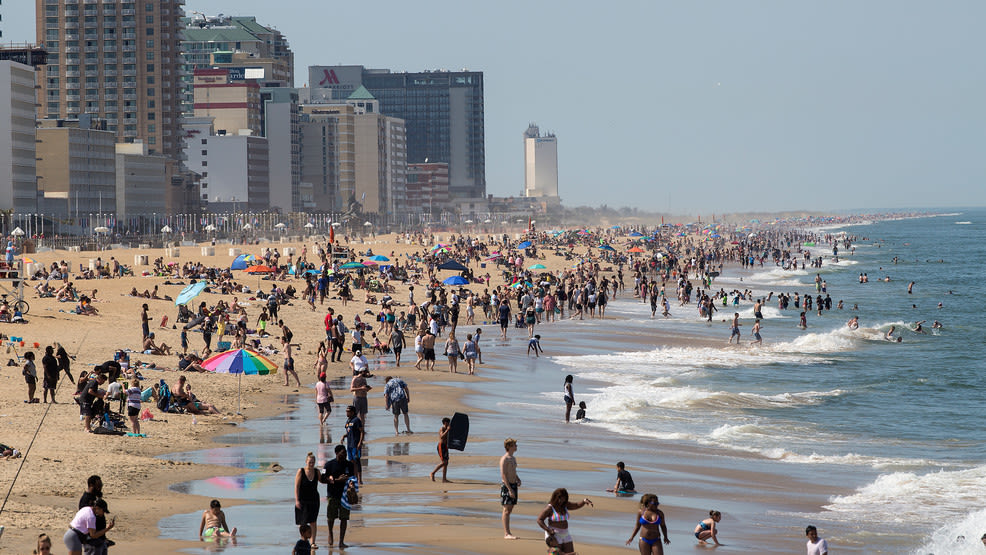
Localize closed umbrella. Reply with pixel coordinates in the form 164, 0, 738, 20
202, 348, 278, 414
175, 280, 208, 306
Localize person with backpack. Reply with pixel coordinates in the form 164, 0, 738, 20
383, 376, 412, 436
321, 444, 354, 549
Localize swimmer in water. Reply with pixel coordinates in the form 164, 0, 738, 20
847, 316, 859, 330
933, 320, 943, 330
886, 326, 896, 341
913, 321, 926, 334
798, 312, 807, 329
908, 281, 915, 294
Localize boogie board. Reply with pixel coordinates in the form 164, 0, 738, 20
448, 412, 469, 451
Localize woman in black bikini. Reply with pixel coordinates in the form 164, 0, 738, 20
626, 493, 670, 554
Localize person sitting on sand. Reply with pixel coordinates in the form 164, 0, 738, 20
199, 499, 237, 539
0, 300, 9, 322
142, 333, 172, 355
614, 461, 636, 492
174, 375, 221, 415
1, 442, 22, 459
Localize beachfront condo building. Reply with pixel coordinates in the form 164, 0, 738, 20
305, 65, 484, 202
299, 89, 406, 215
36, 117, 117, 218
180, 15, 294, 117
0, 60, 39, 212
523, 124, 559, 199
182, 116, 270, 213
35, 0, 185, 159
115, 142, 170, 222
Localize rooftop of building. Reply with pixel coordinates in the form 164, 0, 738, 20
347, 85, 376, 100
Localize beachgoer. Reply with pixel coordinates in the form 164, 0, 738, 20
63, 499, 113, 555
694, 510, 722, 546
294, 452, 321, 550
350, 368, 371, 422
728, 313, 741, 344
462, 333, 478, 374
36, 533, 52, 555
806, 525, 828, 555
563, 375, 575, 423
751, 319, 763, 345
536, 488, 593, 555
321, 444, 354, 548
344, 405, 365, 485
614, 461, 636, 492
23, 351, 38, 404
626, 494, 670, 554
126, 379, 142, 435
575, 401, 587, 420
390, 326, 406, 367
429, 416, 452, 483
528, 334, 543, 357
315, 373, 334, 427
421, 332, 437, 371
41, 346, 59, 403
293, 524, 312, 555
349, 350, 368, 376
199, 499, 237, 538
886, 326, 896, 341
500, 438, 521, 539
80, 373, 107, 432
384, 376, 412, 435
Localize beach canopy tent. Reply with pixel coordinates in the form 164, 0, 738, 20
202, 348, 277, 414
443, 276, 469, 286
437, 260, 468, 272
175, 280, 208, 306
230, 254, 257, 270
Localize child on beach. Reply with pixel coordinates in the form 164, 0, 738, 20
614, 461, 636, 492
527, 334, 543, 357
23, 351, 38, 403
199, 499, 237, 539
293, 524, 312, 555
575, 401, 587, 421
429, 417, 451, 483
694, 510, 722, 546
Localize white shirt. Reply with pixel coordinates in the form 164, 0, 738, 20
806, 538, 828, 555
70, 506, 97, 533
350, 355, 368, 372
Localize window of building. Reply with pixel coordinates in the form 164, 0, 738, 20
147, 111, 155, 118
146, 75, 154, 84
201, 172, 208, 178
148, 137, 156, 144
146, 63, 154, 72
147, 88, 155, 96
201, 150, 207, 156
146, 15, 154, 24
146, 28, 153, 36
201, 139, 207, 145
145, 40, 154, 49
146, 51, 154, 60
148, 124, 156, 133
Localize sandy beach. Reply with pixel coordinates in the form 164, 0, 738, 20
0, 226, 866, 554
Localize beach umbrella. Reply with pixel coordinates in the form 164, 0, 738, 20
204, 224, 217, 232
464, 219, 474, 224
528, 263, 547, 270
22, 256, 36, 264
510, 281, 533, 288
304, 222, 315, 229
483, 219, 492, 223
202, 348, 278, 414
363, 221, 373, 227
160, 225, 172, 233
517, 241, 532, 249
10, 227, 24, 236
610, 225, 621, 229
629, 231, 644, 237
443, 275, 469, 286
340, 262, 365, 270
430, 244, 448, 251
242, 224, 252, 230
175, 280, 208, 306
628, 247, 645, 253
274, 223, 287, 229
94, 226, 110, 233
331, 222, 342, 227
437, 260, 468, 272
230, 254, 257, 270
362, 260, 377, 266
598, 245, 616, 252
244, 265, 275, 274
368, 255, 390, 262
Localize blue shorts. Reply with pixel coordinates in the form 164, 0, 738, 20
347, 447, 361, 461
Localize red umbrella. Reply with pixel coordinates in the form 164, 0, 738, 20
244, 265, 275, 273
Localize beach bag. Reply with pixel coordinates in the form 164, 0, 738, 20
157, 382, 171, 412
344, 477, 360, 506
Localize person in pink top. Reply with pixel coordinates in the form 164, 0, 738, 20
64, 499, 113, 555
315, 372, 334, 427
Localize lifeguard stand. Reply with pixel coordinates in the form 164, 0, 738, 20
0, 260, 29, 314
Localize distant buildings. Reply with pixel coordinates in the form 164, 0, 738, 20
306, 65, 485, 201
36, 117, 117, 217
524, 124, 558, 199
183, 116, 270, 213
405, 163, 449, 216
0, 60, 38, 212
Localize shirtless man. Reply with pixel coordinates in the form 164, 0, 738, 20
421, 331, 437, 371
199, 499, 237, 538
751, 319, 763, 346
142, 333, 172, 355
499, 438, 521, 539
728, 313, 741, 344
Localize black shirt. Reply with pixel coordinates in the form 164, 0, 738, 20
323, 458, 354, 499
80, 379, 100, 407
617, 470, 635, 491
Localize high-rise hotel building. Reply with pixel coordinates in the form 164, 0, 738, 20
36, 0, 185, 158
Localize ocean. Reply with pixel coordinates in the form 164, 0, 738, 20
157, 209, 986, 554
547, 208, 986, 553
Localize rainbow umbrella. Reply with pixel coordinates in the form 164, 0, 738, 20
21, 257, 36, 264
202, 348, 278, 414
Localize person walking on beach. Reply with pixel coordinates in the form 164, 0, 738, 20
316, 372, 334, 427
445, 332, 460, 373
694, 510, 722, 546
322, 444, 354, 548
294, 452, 321, 550
805, 525, 828, 555
350, 368, 371, 422
41, 345, 60, 403
498, 298, 511, 339
626, 494, 670, 554
563, 375, 575, 423
751, 319, 763, 346
429, 416, 452, 483
421, 331, 437, 371
728, 313, 741, 344
500, 438, 521, 539
390, 325, 406, 367
384, 375, 412, 435
344, 405, 365, 485
537, 488, 593, 555
463, 333, 478, 374
140, 303, 150, 341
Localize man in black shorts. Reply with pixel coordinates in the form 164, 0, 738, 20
498, 299, 511, 339
80, 373, 107, 432
321, 444, 353, 548
421, 331, 437, 371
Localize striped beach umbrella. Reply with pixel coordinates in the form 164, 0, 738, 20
202, 348, 278, 414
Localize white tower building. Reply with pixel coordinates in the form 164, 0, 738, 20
523, 124, 558, 198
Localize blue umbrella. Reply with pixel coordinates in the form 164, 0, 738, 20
517, 241, 532, 249
598, 245, 616, 252
368, 255, 390, 262
175, 280, 207, 306
629, 232, 644, 237
443, 276, 469, 286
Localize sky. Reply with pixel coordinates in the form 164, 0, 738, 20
4, 1, 984, 213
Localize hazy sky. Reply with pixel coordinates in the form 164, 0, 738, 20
5, 1, 984, 213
